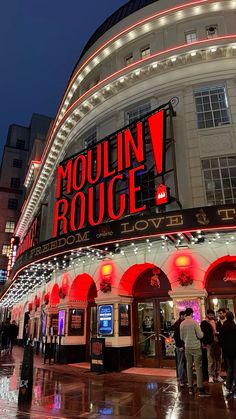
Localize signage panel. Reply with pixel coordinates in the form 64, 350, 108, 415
53, 107, 167, 237
119, 304, 131, 336
90, 337, 105, 373
98, 305, 113, 336
50, 314, 58, 336
68, 308, 84, 336
58, 310, 66, 336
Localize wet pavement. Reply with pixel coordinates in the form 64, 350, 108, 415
0, 347, 235, 418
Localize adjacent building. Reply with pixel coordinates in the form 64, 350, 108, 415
1, 0, 236, 370
0, 114, 52, 287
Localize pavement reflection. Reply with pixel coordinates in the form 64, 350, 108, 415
0, 347, 235, 418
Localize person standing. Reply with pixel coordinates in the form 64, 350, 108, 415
1, 319, 10, 353
9, 321, 19, 353
219, 311, 236, 397
216, 308, 227, 371
201, 309, 223, 383
173, 311, 186, 386
180, 307, 210, 396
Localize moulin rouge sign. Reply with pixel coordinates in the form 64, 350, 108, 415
53, 108, 167, 237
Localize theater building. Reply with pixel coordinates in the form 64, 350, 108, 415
1, 0, 236, 370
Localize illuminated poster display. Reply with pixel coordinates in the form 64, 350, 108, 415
119, 304, 131, 336
98, 305, 113, 336
68, 309, 84, 336
50, 314, 58, 335
41, 312, 46, 336
58, 310, 66, 336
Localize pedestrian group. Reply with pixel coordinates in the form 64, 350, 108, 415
173, 307, 236, 398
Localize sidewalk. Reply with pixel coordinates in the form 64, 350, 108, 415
0, 346, 234, 418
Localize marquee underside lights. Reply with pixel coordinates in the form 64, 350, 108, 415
1, 227, 235, 307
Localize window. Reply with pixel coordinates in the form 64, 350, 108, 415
185, 31, 197, 43
125, 54, 133, 66
5, 221, 15, 233
2, 244, 11, 257
141, 45, 150, 59
8, 199, 18, 210
13, 159, 22, 168
10, 177, 20, 188
206, 25, 218, 38
194, 85, 230, 129
84, 131, 97, 149
16, 139, 25, 149
126, 102, 151, 124
202, 156, 236, 205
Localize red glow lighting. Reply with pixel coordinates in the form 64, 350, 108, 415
69, 273, 95, 301
175, 255, 192, 268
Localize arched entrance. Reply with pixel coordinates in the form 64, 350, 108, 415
123, 263, 173, 368
68, 273, 97, 360
205, 256, 236, 315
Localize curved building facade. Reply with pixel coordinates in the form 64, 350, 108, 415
1, 0, 236, 369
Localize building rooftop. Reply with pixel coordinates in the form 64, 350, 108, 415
79, 0, 158, 60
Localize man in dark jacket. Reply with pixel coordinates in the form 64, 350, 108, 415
201, 309, 223, 383
9, 321, 19, 353
216, 308, 227, 371
173, 311, 186, 386
219, 311, 236, 397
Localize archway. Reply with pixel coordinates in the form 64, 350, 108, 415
49, 284, 60, 306
68, 273, 97, 302
204, 256, 236, 315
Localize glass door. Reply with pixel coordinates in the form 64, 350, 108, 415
158, 301, 175, 367
86, 305, 97, 360
136, 301, 157, 367
135, 299, 175, 368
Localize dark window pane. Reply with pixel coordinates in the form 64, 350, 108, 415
223, 179, 231, 188
231, 178, 236, 187
229, 168, 236, 177
211, 159, 219, 168
204, 170, 212, 179
221, 168, 229, 178
224, 189, 233, 198
202, 160, 210, 169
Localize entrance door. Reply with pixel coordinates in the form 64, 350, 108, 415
135, 299, 175, 368
86, 305, 97, 360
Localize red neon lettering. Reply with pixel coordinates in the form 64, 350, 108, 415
70, 192, 86, 231
88, 183, 105, 226
148, 110, 165, 174
117, 132, 123, 172
72, 155, 86, 191
103, 141, 116, 178
53, 198, 69, 237
108, 175, 126, 220
56, 160, 73, 198
129, 165, 146, 214
87, 144, 102, 184
124, 122, 144, 169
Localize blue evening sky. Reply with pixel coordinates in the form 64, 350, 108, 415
0, 0, 127, 157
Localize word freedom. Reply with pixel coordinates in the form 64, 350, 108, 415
53, 109, 165, 236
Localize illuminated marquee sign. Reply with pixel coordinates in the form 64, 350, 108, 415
15, 218, 38, 260
6, 237, 19, 279
53, 108, 167, 236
